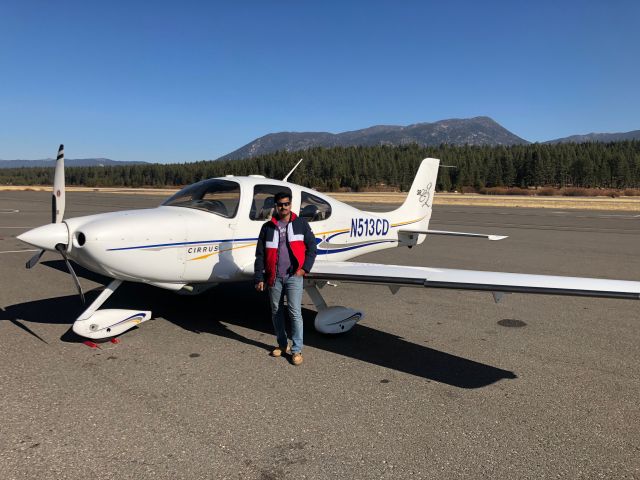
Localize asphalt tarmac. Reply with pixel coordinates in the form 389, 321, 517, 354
1, 191, 639, 479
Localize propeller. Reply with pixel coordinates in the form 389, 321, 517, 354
24, 145, 84, 304
26, 144, 65, 270
52, 143, 66, 223
56, 243, 85, 304
25, 249, 44, 269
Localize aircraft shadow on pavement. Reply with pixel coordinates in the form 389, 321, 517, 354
2, 260, 517, 389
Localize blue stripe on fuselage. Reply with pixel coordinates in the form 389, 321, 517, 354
107, 237, 258, 251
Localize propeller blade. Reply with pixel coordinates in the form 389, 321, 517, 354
55, 244, 85, 304
52, 144, 65, 223
25, 249, 45, 269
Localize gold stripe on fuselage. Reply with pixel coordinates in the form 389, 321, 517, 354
189, 243, 257, 261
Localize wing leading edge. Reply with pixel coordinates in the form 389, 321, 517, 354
307, 262, 640, 300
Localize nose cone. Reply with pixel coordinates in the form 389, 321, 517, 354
17, 223, 69, 251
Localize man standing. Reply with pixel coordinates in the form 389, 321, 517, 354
255, 192, 317, 366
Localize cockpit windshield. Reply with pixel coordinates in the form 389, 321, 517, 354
162, 179, 241, 218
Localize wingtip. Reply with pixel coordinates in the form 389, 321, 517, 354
488, 235, 509, 241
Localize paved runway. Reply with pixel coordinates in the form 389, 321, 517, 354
1, 191, 639, 479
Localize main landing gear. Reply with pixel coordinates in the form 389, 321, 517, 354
304, 280, 364, 334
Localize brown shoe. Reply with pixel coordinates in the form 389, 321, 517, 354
271, 344, 290, 357
291, 352, 303, 366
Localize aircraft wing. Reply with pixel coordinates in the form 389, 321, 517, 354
306, 261, 640, 300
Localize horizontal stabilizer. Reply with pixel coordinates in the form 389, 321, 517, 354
400, 229, 508, 241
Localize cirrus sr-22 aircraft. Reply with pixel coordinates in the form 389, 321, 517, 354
17, 145, 640, 340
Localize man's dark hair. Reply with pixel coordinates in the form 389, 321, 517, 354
274, 191, 291, 203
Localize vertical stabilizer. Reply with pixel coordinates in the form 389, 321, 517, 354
383, 158, 440, 234
360, 158, 439, 247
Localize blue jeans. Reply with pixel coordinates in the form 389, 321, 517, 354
268, 275, 304, 354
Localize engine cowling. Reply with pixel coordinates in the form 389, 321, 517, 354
314, 306, 364, 334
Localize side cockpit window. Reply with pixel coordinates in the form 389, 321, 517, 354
250, 185, 292, 221
162, 179, 240, 218
300, 191, 331, 222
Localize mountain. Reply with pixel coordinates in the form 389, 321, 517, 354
217, 116, 529, 160
0, 158, 149, 168
545, 130, 640, 144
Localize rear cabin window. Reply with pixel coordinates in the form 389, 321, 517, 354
250, 185, 292, 221
300, 191, 332, 222
162, 179, 240, 218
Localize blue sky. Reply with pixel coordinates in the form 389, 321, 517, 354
1, 0, 638, 163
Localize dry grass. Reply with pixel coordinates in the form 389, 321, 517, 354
4, 184, 640, 212
479, 186, 533, 196
474, 186, 640, 197
536, 188, 556, 196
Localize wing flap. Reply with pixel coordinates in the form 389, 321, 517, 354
307, 262, 640, 301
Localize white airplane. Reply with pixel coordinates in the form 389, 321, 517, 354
17, 145, 640, 340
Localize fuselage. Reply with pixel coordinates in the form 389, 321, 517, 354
34, 176, 425, 290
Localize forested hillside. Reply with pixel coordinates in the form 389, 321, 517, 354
217, 116, 528, 160
2, 142, 639, 191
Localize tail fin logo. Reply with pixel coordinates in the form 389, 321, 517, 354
417, 182, 433, 208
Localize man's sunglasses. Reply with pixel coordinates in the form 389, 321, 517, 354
276, 202, 290, 207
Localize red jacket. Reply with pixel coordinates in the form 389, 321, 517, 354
254, 212, 317, 286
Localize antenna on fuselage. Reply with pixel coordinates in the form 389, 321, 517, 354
283, 158, 303, 182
